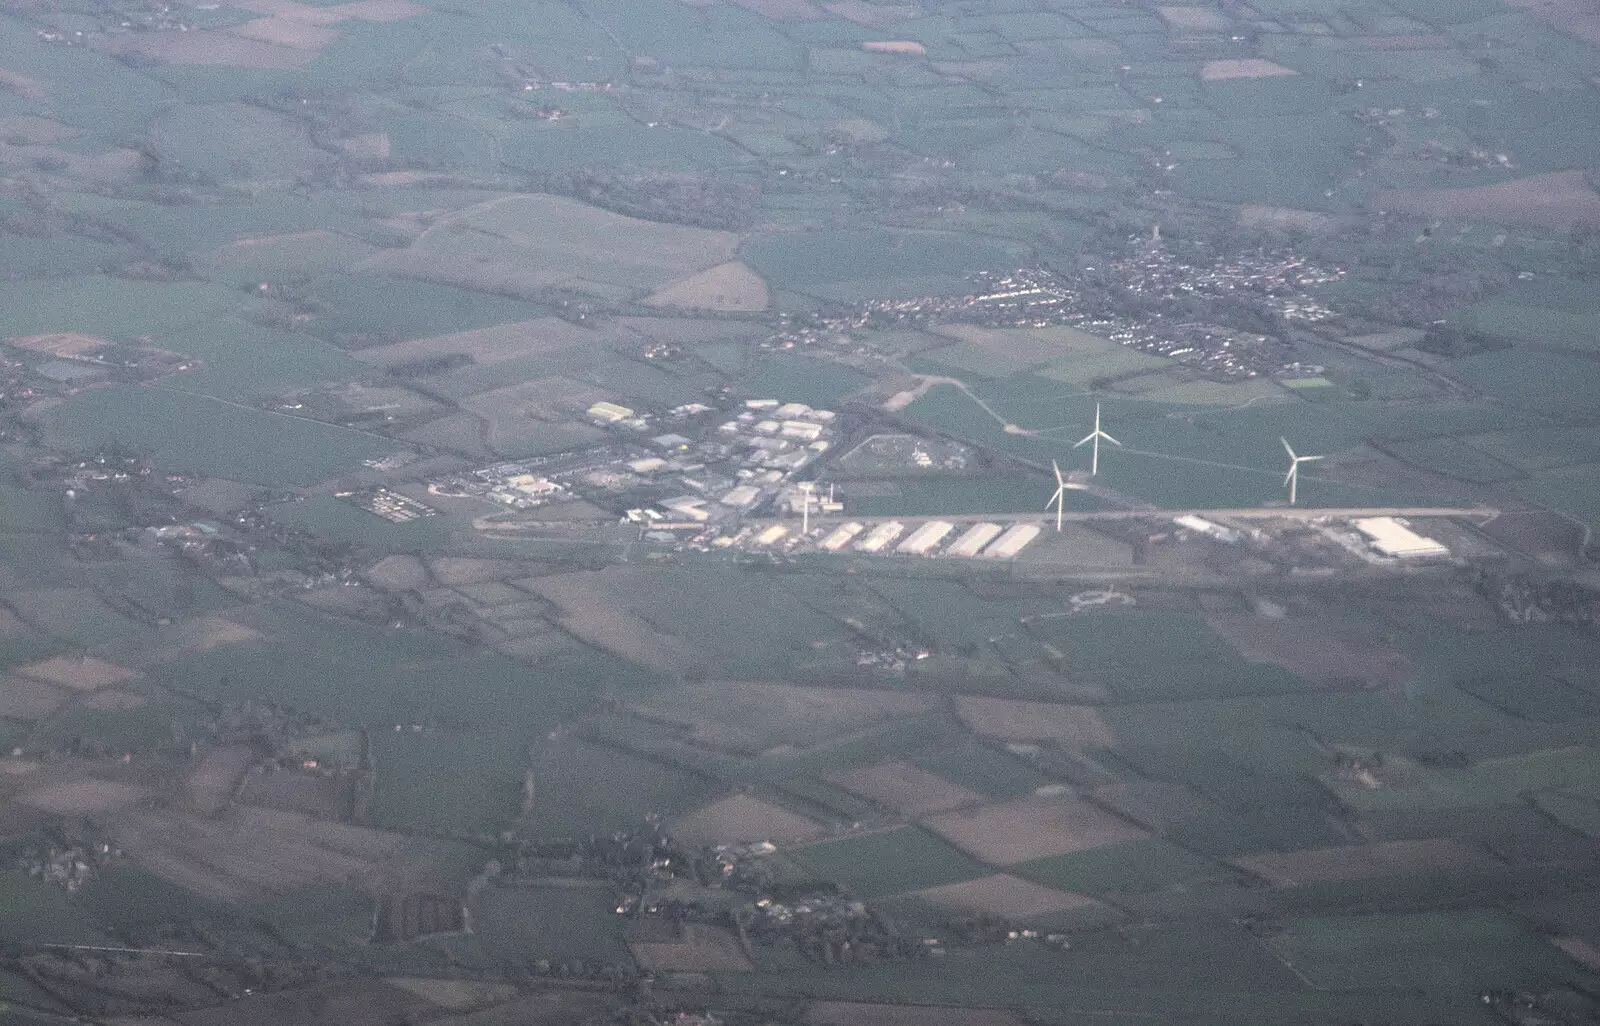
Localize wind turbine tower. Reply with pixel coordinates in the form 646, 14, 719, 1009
798, 481, 815, 535
1074, 403, 1121, 476
1280, 437, 1323, 506
1046, 460, 1072, 532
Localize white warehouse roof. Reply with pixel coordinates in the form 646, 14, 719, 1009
897, 520, 955, 555
720, 485, 762, 508
820, 522, 865, 551
984, 523, 1041, 559
856, 521, 904, 553
1354, 517, 1449, 558
948, 522, 1004, 558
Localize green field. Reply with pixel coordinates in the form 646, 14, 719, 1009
0, 277, 238, 339
1460, 301, 1600, 351
1332, 745, 1600, 814
29, 693, 211, 755
1466, 427, 1600, 473
1024, 610, 1306, 701
912, 741, 1057, 800
468, 885, 634, 966
0, 870, 112, 947
42, 386, 391, 487
255, 885, 379, 949
1534, 792, 1600, 839
784, 827, 989, 899
727, 926, 1324, 1022
614, 569, 851, 678
162, 318, 364, 403
303, 275, 549, 345
267, 495, 451, 552
1266, 910, 1590, 991
76, 864, 232, 933
1514, 464, 1600, 538
1012, 839, 1240, 896
736, 355, 874, 408
366, 727, 528, 836
741, 230, 1032, 298
1456, 349, 1600, 418
1381, 436, 1524, 484
518, 736, 720, 838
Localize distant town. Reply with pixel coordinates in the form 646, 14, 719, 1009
766, 236, 1344, 382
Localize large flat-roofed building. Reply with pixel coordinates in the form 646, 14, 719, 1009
897, 520, 955, 555
1354, 517, 1449, 558
856, 521, 905, 553
719, 484, 762, 509
820, 522, 865, 551
1174, 514, 1241, 544
753, 524, 788, 547
505, 473, 561, 498
762, 450, 810, 471
660, 496, 710, 522
587, 400, 634, 423
984, 523, 1041, 559
948, 522, 1004, 558
780, 420, 824, 441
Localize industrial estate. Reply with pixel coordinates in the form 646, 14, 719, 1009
428, 391, 1469, 572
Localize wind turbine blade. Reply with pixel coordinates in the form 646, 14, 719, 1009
1052, 459, 1064, 485
1300, 455, 1324, 463
1284, 466, 1296, 487
1100, 431, 1122, 447
1280, 436, 1296, 459
1046, 488, 1065, 509
1074, 432, 1095, 448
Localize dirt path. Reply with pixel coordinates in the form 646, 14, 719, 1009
882, 372, 1037, 435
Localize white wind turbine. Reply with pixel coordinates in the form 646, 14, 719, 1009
1074, 403, 1121, 476
798, 481, 815, 535
1280, 437, 1323, 506
1045, 460, 1077, 532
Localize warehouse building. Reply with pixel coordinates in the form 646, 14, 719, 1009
587, 401, 634, 423
984, 523, 1040, 559
719, 485, 762, 509
660, 496, 710, 522
780, 420, 824, 441
1354, 517, 1450, 558
856, 521, 905, 553
1173, 514, 1241, 544
897, 520, 955, 555
753, 524, 788, 547
820, 522, 865, 551
948, 522, 1004, 558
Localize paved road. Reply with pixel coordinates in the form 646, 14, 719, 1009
786, 506, 1498, 527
